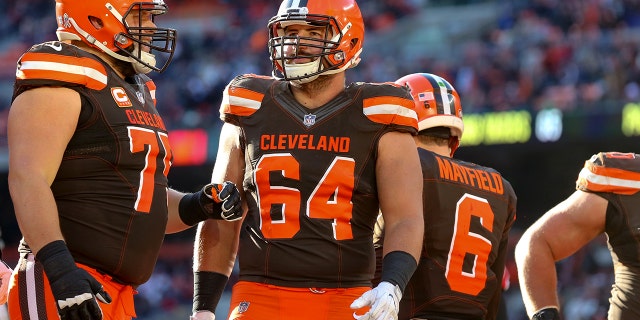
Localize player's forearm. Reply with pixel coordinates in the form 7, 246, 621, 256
382, 217, 423, 262
191, 219, 241, 315
9, 176, 64, 253
166, 188, 192, 233
193, 219, 241, 275
515, 236, 560, 317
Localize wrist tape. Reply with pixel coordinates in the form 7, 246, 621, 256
532, 307, 561, 320
36, 240, 76, 282
179, 191, 210, 226
380, 250, 417, 293
193, 271, 229, 314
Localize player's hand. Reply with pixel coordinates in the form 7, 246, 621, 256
37, 240, 112, 320
0, 260, 12, 304
202, 182, 242, 221
190, 310, 216, 320
50, 267, 112, 320
350, 281, 401, 320
179, 182, 242, 225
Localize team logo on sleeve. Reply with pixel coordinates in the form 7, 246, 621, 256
303, 113, 316, 127
111, 87, 133, 107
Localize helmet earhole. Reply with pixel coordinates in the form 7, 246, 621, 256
350, 38, 359, 49
88, 16, 104, 29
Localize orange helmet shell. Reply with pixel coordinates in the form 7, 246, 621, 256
55, 0, 177, 73
395, 73, 464, 138
56, 0, 138, 51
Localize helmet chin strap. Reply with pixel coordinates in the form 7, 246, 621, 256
61, 17, 155, 74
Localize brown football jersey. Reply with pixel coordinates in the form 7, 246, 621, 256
375, 149, 517, 320
14, 41, 172, 285
220, 74, 418, 288
577, 152, 640, 320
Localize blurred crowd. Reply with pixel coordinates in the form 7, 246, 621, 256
0, 0, 638, 318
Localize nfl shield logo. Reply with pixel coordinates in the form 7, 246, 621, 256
303, 114, 316, 127
238, 301, 250, 313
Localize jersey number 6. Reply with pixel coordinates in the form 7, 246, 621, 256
446, 193, 494, 296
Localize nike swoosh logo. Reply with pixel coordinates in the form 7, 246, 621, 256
44, 42, 62, 51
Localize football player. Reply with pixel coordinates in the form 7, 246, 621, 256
7, 1, 241, 319
516, 152, 640, 320
374, 73, 517, 319
190, 1, 424, 319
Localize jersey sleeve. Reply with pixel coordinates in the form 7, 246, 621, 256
220, 74, 273, 124
361, 82, 418, 135
14, 42, 108, 97
576, 152, 640, 195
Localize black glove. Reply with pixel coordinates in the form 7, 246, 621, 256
179, 181, 243, 226
203, 182, 243, 221
37, 240, 112, 320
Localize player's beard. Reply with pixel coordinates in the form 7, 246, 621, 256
291, 72, 335, 95
97, 44, 138, 77
113, 58, 137, 77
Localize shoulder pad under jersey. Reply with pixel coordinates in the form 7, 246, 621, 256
15, 41, 108, 91
577, 152, 640, 195
220, 74, 275, 117
357, 82, 418, 131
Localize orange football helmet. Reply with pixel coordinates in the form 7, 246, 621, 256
395, 73, 464, 156
55, 0, 177, 73
268, 0, 365, 84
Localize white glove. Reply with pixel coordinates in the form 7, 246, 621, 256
0, 260, 12, 304
350, 281, 402, 320
190, 310, 215, 320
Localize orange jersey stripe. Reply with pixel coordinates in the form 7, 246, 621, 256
363, 96, 418, 129
221, 86, 264, 116
578, 166, 640, 195
17, 52, 108, 90
587, 161, 640, 181
145, 79, 157, 106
